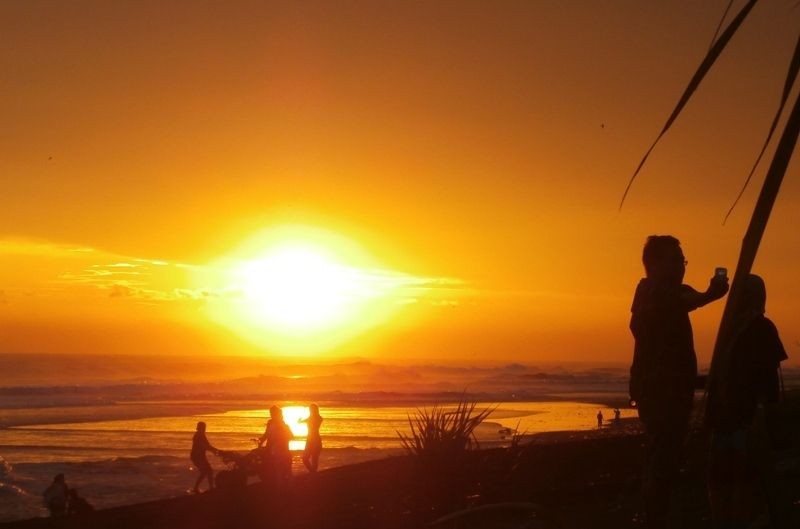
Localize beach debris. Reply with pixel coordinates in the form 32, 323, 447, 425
498, 427, 515, 439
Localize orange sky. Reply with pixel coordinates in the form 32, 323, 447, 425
1, 1, 799, 366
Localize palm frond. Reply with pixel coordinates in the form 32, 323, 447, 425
619, 0, 759, 210
724, 33, 800, 224
707, 89, 800, 424
708, 0, 735, 52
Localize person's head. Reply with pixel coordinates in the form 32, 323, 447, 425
309, 403, 319, 417
739, 274, 767, 315
270, 405, 282, 421
642, 235, 685, 284
54, 473, 65, 484
196, 421, 206, 433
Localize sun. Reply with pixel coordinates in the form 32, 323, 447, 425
233, 245, 367, 331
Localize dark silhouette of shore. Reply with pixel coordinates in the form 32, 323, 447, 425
2, 393, 798, 529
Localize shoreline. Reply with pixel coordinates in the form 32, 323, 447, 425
0, 393, 633, 429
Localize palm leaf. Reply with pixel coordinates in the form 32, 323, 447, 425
707, 0, 735, 52
619, 0, 760, 210
723, 33, 800, 223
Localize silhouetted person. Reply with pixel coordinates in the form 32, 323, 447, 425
707, 274, 788, 528
259, 406, 293, 485
191, 421, 219, 493
614, 408, 622, 421
43, 473, 68, 517
67, 489, 93, 516
629, 235, 728, 529
596, 410, 604, 428
301, 403, 323, 473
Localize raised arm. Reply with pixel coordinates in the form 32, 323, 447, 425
679, 276, 728, 311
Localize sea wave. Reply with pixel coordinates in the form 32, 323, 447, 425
0, 481, 29, 498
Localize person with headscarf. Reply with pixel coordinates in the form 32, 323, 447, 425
707, 274, 788, 528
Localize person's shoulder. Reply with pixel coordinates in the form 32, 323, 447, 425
760, 316, 779, 331
760, 315, 787, 346
748, 316, 788, 359
748, 315, 779, 335
631, 278, 656, 312
632, 278, 652, 296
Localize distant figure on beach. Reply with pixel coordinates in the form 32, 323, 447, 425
259, 406, 294, 484
629, 235, 728, 529
706, 274, 789, 528
614, 408, 621, 421
301, 403, 323, 473
42, 473, 68, 517
596, 410, 603, 428
191, 421, 219, 493
67, 489, 94, 516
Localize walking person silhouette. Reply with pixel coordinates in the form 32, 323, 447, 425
191, 421, 219, 493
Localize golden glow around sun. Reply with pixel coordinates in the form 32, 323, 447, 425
195, 225, 416, 356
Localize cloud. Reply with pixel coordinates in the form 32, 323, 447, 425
0, 239, 98, 258
109, 284, 133, 298
2, 236, 471, 309
55, 250, 202, 304
0, 239, 201, 305
352, 269, 470, 306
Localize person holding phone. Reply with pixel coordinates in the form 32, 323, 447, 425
629, 235, 728, 529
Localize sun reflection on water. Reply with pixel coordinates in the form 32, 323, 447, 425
281, 405, 310, 451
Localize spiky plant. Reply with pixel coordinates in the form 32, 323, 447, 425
397, 400, 495, 459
